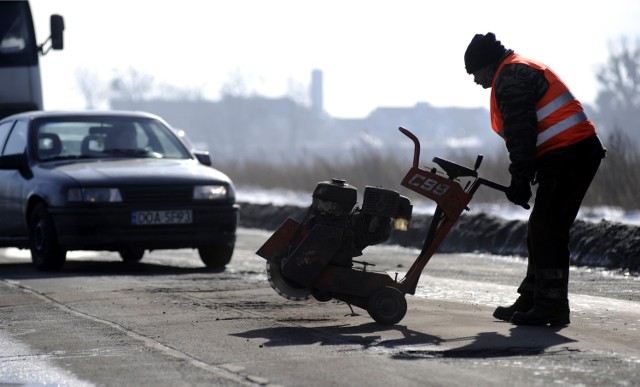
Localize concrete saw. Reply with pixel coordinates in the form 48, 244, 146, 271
256, 127, 510, 325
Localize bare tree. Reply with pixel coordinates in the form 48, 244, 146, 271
219, 68, 266, 99
595, 37, 640, 143
75, 67, 108, 109
156, 83, 205, 101
587, 126, 640, 208
286, 77, 309, 107
109, 67, 155, 103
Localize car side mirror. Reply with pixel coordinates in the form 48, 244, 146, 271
193, 150, 212, 166
0, 153, 29, 170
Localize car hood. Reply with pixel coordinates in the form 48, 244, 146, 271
45, 158, 233, 185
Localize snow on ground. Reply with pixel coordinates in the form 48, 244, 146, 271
236, 186, 640, 226
237, 186, 640, 272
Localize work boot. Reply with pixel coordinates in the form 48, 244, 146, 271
510, 304, 570, 326
492, 296, 534, 322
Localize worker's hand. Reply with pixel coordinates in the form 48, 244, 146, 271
506, 180, 531, 210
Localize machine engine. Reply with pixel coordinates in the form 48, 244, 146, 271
308, 178, 412, 266
257, 177, 413, 296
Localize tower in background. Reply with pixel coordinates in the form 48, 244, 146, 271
311, 69, 323, 116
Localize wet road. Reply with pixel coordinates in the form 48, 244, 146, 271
1, 228, 639, 386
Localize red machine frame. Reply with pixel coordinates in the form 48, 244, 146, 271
257, 127, 508, 325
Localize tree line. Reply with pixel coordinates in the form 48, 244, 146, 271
218, 124, 638, 210
77, 38, 640, 210
218, 39, 640, 210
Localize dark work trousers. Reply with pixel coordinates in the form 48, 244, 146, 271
517, 136, 605, 308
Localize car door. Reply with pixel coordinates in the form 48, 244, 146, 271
0, 119, 29, 236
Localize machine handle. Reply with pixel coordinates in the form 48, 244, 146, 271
398, 127, 530, 210
476, 178, 530, 210
477, 177, 507, 192
399, 127, 420, 168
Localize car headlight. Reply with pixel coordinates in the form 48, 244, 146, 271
67, 188, 123, 203
193, 185, 231, 200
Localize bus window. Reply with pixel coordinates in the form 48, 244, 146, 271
0, 2, 38, 67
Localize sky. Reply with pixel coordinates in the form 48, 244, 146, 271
29, 0, 640, 118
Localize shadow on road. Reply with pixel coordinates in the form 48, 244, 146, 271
232, 322, 443, 350
393, 325, 577, 359
0, 260, 223, 280
233, 320, 576, 359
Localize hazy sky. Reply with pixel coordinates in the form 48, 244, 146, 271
30, 0, 640, 118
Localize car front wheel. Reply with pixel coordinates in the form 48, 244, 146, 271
198, 242, 234, 270
119, 249, 145, 262
29, 203, 67, 271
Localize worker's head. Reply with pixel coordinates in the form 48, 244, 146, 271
464, 32, 506, 89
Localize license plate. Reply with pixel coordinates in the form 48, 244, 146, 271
132, 210, 192, 225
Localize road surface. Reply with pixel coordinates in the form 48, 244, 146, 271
1, 228, 639, 386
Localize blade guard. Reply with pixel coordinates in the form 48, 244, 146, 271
281, 223, 343, 287
256, 218, 308, 261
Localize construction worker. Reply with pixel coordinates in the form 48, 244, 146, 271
464, 32, 606, 326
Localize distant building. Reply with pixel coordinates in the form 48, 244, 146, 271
311, 69, 323, 116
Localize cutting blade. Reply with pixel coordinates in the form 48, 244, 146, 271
266, 259, 311, 301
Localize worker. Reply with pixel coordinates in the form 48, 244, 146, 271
464, 32, 606, 326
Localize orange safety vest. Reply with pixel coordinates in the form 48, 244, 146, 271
490, 53, 596, 156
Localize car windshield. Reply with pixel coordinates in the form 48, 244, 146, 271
33, 116, 193, 161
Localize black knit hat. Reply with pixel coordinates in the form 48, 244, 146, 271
464, 32, 507, 74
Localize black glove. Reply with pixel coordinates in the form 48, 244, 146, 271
506, 180, 531, 210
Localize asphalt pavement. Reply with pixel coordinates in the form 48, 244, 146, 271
0, 228, 639, 386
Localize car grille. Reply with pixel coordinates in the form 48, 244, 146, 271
120, 185, 193, 204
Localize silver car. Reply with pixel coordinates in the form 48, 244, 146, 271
0, 110, 239, 271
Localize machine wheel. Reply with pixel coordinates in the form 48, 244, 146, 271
119, 249, 145, 262
199, 242, 234, 269
29, 203, 67, 271
266, 259, 311, 301
312, 290, 332, 302
367, 286, 407, 325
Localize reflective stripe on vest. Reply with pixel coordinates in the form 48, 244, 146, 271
537, 111, 587, 146
536, 91, 574, 121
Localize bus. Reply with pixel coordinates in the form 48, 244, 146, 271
0, 1, 64, 119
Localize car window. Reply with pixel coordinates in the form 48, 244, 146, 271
33, 117, 192, 160
141, 121, 188, 158
2, 119, 27, 156
0, 120, 15, 152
